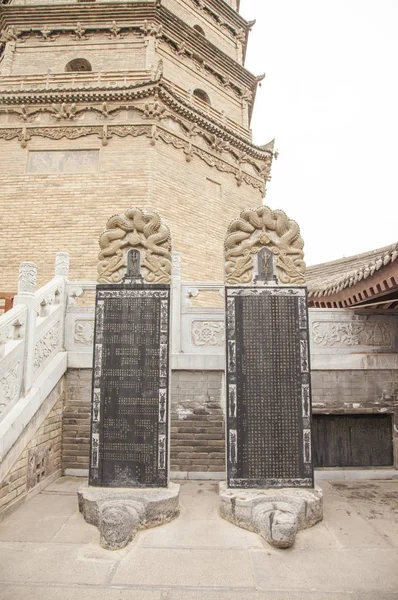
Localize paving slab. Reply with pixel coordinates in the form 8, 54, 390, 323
330, 480, 398, 549
355, 594, 398, 600
52, 510, 100, 544
250, 547, 398, 593
43, 476, 85, 495
0, 585, 162, 600
0, 541, 117, 585
168, 591, 356, 600
0, 477, 397, 599
136, 513, 263, 549
0, 494, 77, 542
320, 481, 392, 548
112, 548, 255, 587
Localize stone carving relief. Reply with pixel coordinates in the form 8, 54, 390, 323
0, 362, 21, 415
0, 123, 267, 192
98, 208, 172, 284
27, 150, 99, 174
171, 252, 182, 279
55, 252, 70, 278
312, 321, 393, 348
0, 42, 16, 76
18, 261, 37, 295
34, 324, 61, 371
191, 321, 225, 347
225, 207, 306, 285
74, 320, 95, 345
27, 441, 55, 490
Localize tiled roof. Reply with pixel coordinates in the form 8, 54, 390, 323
305, 242, 398, 299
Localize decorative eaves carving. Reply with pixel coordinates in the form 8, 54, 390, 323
0, 14, 256, 104
0, 123, 267, 193
0, 26, 20, 43
189, 0, 249, 43
0, 81, 275, 164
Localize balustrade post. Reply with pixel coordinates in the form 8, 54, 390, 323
54, 252, 70, 351
171, 252, 182, 354
14, 261, 37, 395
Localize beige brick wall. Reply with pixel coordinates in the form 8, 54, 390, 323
62, 368, 398, 474
63, 369, 92, 472
0, 379, 64, 515
160, 48, 244, 124
63, 369, 227, 474
163, 0, 239, 60
170, 371, 225, 474
10, 39, 147, 76
0, 133, 262, 289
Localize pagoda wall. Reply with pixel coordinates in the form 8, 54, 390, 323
162, 0, 239, 60
7, 39, 147, 77
0, 133, 263, 289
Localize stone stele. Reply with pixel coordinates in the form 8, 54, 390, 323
78, 483, 180, 550
219, 483, 323, 549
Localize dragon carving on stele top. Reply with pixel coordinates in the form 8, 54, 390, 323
98, 207, 172, 284
225, 206, 306, 285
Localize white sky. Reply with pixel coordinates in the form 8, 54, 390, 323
239, 0, 398, 266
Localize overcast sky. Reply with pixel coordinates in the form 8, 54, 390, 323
239, 0, 398, 266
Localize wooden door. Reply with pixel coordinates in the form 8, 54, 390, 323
312, 414, 393, 467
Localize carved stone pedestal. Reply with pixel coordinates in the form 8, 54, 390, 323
219, 482, 323, 549
78, 483, 180, 550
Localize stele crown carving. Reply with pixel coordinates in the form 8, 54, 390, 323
224, 206, 306, 285
98, 207, 172, 284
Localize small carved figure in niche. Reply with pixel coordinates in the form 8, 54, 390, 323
230, 432, 237, 464
159, 438, 166, 469
125, 249, 142, 279
230, 387, 236, 418
159, 391, 166, 422
255, 247, 277, 284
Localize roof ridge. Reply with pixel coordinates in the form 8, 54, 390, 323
307, 241, 398, 271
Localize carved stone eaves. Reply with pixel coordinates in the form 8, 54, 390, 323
0, 81, 275, 177
225, 207, 306, 285
189, 0, 249, 44
0, 123, 268, 193
0, 9, 257, 104
0, 80, 261, 155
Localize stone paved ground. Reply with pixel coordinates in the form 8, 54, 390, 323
0, 478, 397, 600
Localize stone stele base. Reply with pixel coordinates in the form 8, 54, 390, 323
78, 483, 180, 550
219, 482, 323, 549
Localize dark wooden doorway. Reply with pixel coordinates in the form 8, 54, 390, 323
312, 414, 393, 467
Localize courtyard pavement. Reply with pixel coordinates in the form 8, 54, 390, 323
0, 477, 397, 600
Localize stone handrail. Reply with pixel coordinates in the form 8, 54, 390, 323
0, 253, 70, 420
0, 304, 26, 359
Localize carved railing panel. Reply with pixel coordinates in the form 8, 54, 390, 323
64, 280, 398, 369
309, 311, 398, 354
0, 305, 27, 419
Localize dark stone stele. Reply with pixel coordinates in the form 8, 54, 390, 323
89, 282, 170, 488
225, 286, 314, 489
